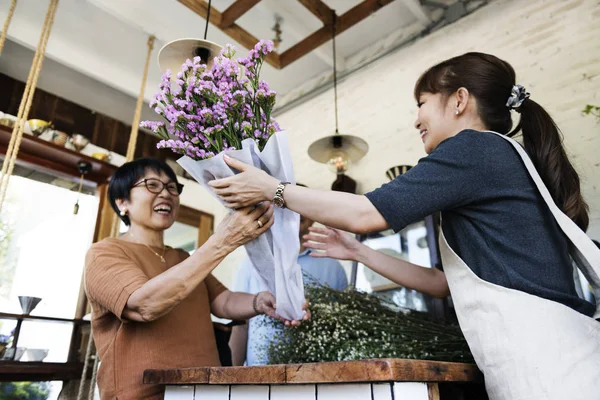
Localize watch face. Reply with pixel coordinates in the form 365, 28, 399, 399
273, 196, 284, 207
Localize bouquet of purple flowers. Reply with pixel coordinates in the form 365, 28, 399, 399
142, 40, 305, 321
141, 40, 280, 160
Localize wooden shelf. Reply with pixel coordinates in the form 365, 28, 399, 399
0, 125, 116, 184
0, 361, 84, 382
0, 312, 90, 325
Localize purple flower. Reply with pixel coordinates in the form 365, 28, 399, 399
148, 40, 281, 160
255, 39, 274, 55
159, 70, 172, 89
221, 44, 236, 59
140, 120, 165, 133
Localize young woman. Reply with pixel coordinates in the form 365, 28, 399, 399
85, 158, 307, 400
208, 53, 600, 399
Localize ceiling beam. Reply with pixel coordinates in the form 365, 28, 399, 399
177, 0, 280, 68
178, 0, 222, 26
260, 0, 343, 69
220, 0, 262, 28
297, 0, 333, 25
279, 0, 396, 68
403, 0, 432, 25
338, 0, 396, 32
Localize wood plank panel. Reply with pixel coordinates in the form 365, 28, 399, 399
143, 367, 210, 384
298, 0, 333, 25
337, 0, 396, 32
387, 359, 481, 383
209, 365, 285, 384
0, 73, 161, 160
198, 213, 214, 246
0, 361, 84, 382
177, 0, 222, 25
0, 126, 116, 184
220, 0, 262, 28
93, 183, 114, 242
144, 359, 481, 384
29, 90, 58, 123
286, 359, 392, 384
176, 0, 279, 68
116, 120, 132, 158
428, 383, 440, 400
285, 359, 482, 384
280, 0, 396, 68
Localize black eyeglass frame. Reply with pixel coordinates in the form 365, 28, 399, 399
132, 178, 184, 196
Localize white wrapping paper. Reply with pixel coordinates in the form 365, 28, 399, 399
177, 131, 306, 320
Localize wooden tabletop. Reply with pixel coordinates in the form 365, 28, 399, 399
144, 359, 482, 385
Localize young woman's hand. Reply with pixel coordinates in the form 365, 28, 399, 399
208, 155, 280, 209
303, 226, 363, 261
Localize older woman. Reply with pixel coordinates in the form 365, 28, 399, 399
84, 158, 306, 400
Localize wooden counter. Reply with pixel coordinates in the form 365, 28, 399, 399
144, 358, 486, 400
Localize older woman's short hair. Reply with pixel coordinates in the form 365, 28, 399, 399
108, 158, 181, 226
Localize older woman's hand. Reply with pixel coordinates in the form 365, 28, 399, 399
255, 292, 312, 327
212, 202, 275, 252
282, 299, 311, 328
208, 155, 280, 209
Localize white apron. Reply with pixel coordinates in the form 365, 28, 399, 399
438, 131, 600, 400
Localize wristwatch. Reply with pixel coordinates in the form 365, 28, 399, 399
273, 182, 290, 208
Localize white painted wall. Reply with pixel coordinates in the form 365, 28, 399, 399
276, 0, 600, 241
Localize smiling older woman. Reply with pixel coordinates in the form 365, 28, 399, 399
84, 158, 307, 400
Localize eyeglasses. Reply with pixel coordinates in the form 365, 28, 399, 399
133, 178, 184, 196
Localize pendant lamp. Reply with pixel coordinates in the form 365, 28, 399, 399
157, 0, 222, 75
307, 11, 368, 175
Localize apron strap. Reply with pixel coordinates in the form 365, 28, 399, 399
487, 131, 600, 318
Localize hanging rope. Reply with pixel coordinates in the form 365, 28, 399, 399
0, 0, 17, 56
106, 34, 156, 239
204, 0, 212, 40
125, 34, 155, 161
0, 0, 59, 212
88, 355, 100, 400
76, 330, 94, 400
0, 0, 56, 192
331, 11, 339, 134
